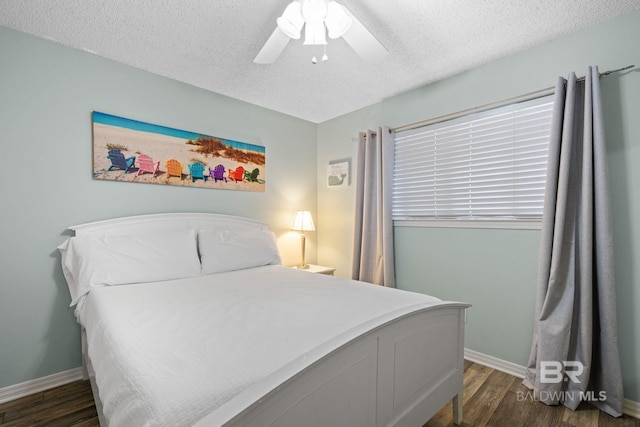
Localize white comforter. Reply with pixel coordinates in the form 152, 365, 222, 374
77, 265, 442, 427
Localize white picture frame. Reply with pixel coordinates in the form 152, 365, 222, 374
327, 158, 350, 188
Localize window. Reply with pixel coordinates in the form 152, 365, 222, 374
392, 95, 554, 227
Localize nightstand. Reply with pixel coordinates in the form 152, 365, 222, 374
291, 264, 336, 276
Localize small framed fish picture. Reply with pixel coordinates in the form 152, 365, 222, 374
327, 158, 350, 188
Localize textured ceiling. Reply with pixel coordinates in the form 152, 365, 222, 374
1, 0, 640, 123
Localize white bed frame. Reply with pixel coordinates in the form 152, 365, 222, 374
69, 212, 469, 427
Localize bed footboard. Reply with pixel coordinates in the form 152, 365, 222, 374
196, 302, 469, 427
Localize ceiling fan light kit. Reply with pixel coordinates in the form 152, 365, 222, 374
254, 0, 388, 64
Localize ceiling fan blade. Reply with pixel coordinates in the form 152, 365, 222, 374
254, 27, 291, 64
341, 8, 389, 62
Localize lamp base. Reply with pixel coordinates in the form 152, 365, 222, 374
298, 233, 309, 270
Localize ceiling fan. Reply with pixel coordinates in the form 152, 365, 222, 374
254, 0, 388, 64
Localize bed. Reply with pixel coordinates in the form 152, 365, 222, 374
58, 212, 469, 426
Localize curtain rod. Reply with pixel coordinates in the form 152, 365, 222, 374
392, 64, 636, 134
599, 64, 636, 77
355, 127, 393, 141
573, 64, 637, 83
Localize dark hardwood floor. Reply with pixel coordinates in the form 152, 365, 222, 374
1, 360, 638, 426
0, 380, 98, 427
425, 360, 640, 427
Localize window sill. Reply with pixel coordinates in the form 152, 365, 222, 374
394, 219, 542, 230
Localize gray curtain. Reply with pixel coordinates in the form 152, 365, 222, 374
523, 67, 624, 417
352, 127, 395, 287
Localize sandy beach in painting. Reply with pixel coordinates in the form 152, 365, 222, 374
93, 123, 265, 191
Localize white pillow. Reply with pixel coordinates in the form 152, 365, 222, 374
58, 229, 201, 305
198, 229, 281, 275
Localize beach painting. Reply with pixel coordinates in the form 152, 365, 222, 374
92, 112, 265, 192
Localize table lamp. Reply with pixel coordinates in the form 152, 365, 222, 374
290, 210, 315, 269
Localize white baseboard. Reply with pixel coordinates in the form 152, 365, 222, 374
464, 348, 527, 378
464, 348, 639, 420
623, 399, 640, 419
0, 367, 84, 405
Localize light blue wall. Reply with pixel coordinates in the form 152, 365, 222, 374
2, 9, 639, 405
0, 27, 318, 389
317, 11, 640, 401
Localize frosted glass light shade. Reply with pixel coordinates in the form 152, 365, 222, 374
301, 0, 327, 21
277, 1, 304, 39
290, 210, 315, 231
301, 0, 327, 45
303, 20, 327, 45
325, 1, 352, 39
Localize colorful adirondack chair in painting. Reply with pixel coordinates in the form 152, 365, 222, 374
209, 164, 226, 182
136, 154, 160, 177
244, 168, 260, 182
165, 159, 184, 179
107, 150, 136, 173
228, 166, 245, 182
188, 162, 206, 183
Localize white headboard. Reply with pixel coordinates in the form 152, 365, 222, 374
70, 213, 269, 237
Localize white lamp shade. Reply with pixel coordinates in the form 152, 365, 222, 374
277, 1, 304, 39
290, 210, 315, 231
325, 1, 352, 39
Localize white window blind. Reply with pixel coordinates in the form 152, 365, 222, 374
393, 95, 554, 221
